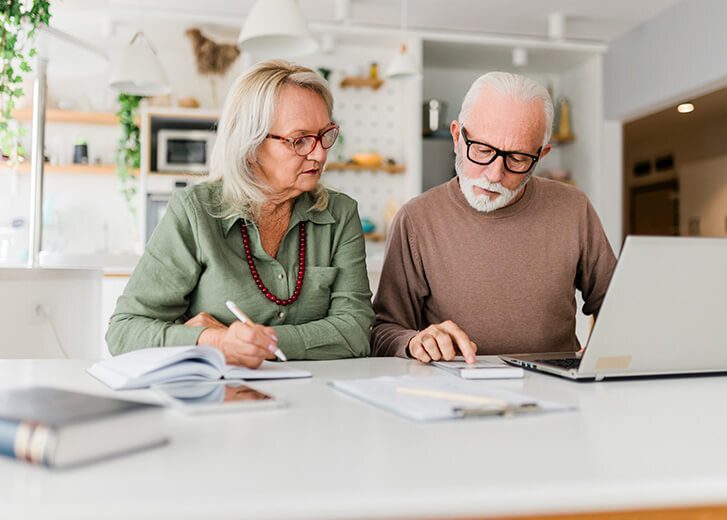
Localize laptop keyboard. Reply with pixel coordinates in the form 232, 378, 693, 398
534, 358, 582, 370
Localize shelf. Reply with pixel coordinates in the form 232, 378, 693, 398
326, 162, 405, 174
149, 170, 209, 178
339, 77, 384, 90
551, 134, 576, 145
8, 162, 138, 176
11, 108, 120, 125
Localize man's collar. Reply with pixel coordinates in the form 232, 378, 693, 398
221, 191, 334, 236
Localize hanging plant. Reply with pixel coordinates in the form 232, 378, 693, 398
115, 93, 141, 217
0, 0, 51, 166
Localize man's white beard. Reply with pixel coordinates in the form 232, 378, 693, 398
455, 152, 532, 213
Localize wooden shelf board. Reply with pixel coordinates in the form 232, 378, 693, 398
8, 162, 137, 176
551, 134, 576, 144
11, 108, 120, 125
339, 77, 384, 90
326, 162, 405, 174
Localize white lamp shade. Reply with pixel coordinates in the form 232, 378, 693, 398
238, 0, 318, 57
386, 44, 419, 79
109, 32, 170, 97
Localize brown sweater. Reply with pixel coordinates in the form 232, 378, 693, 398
372, 176, 617, 357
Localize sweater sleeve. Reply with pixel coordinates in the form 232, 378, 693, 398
371, 207, 429, 357
106, 191, 206, 354
577, 199, 617, 316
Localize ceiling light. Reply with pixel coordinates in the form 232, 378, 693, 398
109, 31, 170, 96
238, 0, 318, 57
512, 47, 528, 67
677, 103, 694, 114
386, 0, 419, 80
548, 13, 566, 41
386, 43, 418, 79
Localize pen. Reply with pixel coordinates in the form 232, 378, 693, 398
396, 387, 540, 416
225, 300, 287, 362
396, 386, 508, 406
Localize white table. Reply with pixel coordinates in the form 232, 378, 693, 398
1, 357, 727, 519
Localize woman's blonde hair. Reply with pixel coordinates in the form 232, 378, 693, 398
209, 59, 333, 219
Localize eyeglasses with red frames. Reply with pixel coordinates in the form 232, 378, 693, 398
266, 124, 340, 157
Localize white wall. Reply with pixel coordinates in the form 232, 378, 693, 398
0, 268, 102, 359
604, 0, 727, 121
600, 121, 624, 252
559, 55, 603, 204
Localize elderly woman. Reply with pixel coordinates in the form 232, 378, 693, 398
106, 60, 374, 367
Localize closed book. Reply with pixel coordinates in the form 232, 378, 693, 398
87, 346, 312, 390
0, 386, 167, 468
432, 356, 524, 379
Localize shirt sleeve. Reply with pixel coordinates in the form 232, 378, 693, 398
271, 200, 375, 360
577, 199, 618, 316
106, 191, 206, 355
371, 207, 428, 358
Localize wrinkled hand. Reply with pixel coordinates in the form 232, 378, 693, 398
407, 320, 477, 364
192, 311, 278, 368
185, 312, 227, 330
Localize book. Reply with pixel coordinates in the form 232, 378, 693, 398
0, 386, 167, 468
87, 346, 312, 390
330, 375, 571, 422
431, 356, 524, 379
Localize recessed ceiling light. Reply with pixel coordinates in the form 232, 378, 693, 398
677, 103, 694, 114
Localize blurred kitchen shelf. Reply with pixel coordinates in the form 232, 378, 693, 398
149, 171, 210, 178
551, 134, 576, 145
11, 108, 122, 125
326, 162, 405, 174
339, 77, 384, 90
11, 163, 137, 175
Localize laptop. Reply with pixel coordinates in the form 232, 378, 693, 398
501, 236, 727, 381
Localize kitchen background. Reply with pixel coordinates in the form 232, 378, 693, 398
2, 0, 725, 358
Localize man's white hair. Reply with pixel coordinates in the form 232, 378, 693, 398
457, 71, 554, 146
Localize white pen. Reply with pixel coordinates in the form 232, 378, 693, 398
225, 300, 288, 362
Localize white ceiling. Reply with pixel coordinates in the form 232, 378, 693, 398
43, 0, 683, 76
52, 0, 683, 44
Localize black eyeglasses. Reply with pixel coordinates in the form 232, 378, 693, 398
461, 126, 541, 174
266, 124, 339, 157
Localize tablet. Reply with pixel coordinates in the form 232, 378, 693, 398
152, 380, 287, 415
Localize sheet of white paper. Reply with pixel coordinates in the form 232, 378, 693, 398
330, 375, 572, 422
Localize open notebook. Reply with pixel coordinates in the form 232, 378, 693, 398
88, 346, 311, 390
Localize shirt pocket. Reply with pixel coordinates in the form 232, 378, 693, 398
295, 266, 340, 322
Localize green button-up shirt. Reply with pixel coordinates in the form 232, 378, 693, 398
106, 181, 374, 360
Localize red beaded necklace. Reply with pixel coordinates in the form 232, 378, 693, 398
240, 222, 306, 306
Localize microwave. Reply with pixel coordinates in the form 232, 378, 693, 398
157, 129, 216, 174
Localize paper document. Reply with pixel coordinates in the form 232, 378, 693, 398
330, 375, 572, 422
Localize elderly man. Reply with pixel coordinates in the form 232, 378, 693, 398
372, 71, 616, 364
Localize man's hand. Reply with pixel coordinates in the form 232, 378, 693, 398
407, 320, 477, 364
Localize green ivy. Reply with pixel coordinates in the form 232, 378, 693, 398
0, 0, 51, 165
115, 93, 141, 217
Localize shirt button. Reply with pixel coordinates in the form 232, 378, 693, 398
277, 273, 284, 280
278, 311, 285, 319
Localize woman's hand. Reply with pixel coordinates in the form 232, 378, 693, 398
192, 313, 278, 368
185, 312, 227, 330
